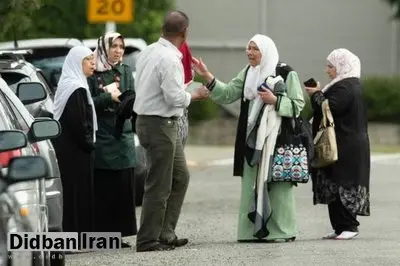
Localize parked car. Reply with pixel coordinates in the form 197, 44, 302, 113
0, 38, 84, 88
0, 50, 55, 117
0, 40, 150, 207
0, 53, 64, 231
133, 134, 147, 206
0, 77, 64, 265
0, 130, 57, 266
0, 130, 34, 266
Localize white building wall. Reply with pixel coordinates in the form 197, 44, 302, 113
175, 0, 398, 115
176, 0, 397, 81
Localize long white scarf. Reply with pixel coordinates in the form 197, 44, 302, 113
244, 35, 281, 238
244, 35, 279, 129
243, 34, 279, 100
53, 46, 98, 142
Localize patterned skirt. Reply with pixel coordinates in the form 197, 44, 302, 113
313, 169, 370, 216
177, 108, 189, 147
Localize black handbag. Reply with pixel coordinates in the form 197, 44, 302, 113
270, 101, 313, 183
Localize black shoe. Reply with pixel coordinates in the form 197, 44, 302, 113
237, 239, 268, 243
136, 243, 175, 252
266, 237, 296, 243
160, 237, 189, 247
121, 241, 132, 248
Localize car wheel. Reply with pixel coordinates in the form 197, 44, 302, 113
135, 172, 145, 206
134, 140, 148, 207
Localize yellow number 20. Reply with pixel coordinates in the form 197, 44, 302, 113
96, 0, 124, 15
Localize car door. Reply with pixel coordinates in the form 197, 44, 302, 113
0, 89, 43, 232
0, 71, 41, 116
0, 96, 25, 171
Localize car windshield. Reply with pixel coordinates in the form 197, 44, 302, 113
30, 56, 65, 85
123, 51, 140, 72
0, 72, 30, 93
0, 111, 6, 130
23, 47, 71, 85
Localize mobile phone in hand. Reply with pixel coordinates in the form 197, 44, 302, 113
304, 78, 317, 87
257, 82, 273, 92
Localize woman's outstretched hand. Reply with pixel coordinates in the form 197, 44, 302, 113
192, 57, 214, 83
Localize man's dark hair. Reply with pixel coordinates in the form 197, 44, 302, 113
162, 10, 189, 37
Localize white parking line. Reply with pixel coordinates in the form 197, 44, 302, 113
371, 153, 400, 163
202, 153, 400, 167
206, 158, 233, 166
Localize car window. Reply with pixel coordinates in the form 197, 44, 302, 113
0, 96, 11, 130
0, 72, 30, 93
123, 51, 141, 72
31, 56, 65, 87
0, 114, 7, 130
24, 48, 70, 61
0, 91, 22, 130
36, 70, 55, 96
0, 91, 30, 132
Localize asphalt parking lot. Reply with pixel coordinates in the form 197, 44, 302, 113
67, 147, 400, 266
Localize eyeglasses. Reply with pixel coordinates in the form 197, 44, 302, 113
83, 55, 94, 61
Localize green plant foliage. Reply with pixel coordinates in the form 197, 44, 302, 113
361, 76, 400, 123
0, 0, 174, 44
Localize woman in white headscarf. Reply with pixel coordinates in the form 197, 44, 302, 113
193, 34, 305, 242
52, 46, 97, 234
87, 32, 137, 247
305, 48, 370, 240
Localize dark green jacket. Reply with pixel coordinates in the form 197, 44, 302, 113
87, 63, 136, 170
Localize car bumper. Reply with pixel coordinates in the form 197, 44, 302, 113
45, 178, 63, 231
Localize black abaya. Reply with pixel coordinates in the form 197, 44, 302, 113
53, 88, 96, 233
311, 78, 370, 217
94, 168, 137, 236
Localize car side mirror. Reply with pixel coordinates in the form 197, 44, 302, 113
16, 82, 47, 105
27, 119, 61, 143
5, 156, 48, 183
0, 130, 27, 152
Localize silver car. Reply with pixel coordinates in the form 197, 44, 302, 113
0, 129, 59, 266
0, 77, 63, 265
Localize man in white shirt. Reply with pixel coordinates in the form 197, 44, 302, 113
134, 10, 208, 252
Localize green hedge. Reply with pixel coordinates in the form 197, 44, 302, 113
362, 76, 400, 123
301, 76, 400, 123
187, 75, 219, 125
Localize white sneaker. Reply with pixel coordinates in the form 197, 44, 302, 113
335, 231, 359, 240
322, 232, 338, 239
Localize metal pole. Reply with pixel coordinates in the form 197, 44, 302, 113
105, 21, 117, 33
13, 23, 18, 49
259, 0, 267, 34
391, 6, 399, 74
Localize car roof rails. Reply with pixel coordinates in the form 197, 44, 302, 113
0, 50, 33, 70
0, 49, 33, 61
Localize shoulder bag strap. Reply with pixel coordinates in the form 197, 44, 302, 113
322, 99, 334, 128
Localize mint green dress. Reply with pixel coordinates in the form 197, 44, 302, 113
209, 66, 305, 241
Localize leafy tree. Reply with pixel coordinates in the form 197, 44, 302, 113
0, 0, 174, 44
384, 0, 400, 18
0, 0, 44, 45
